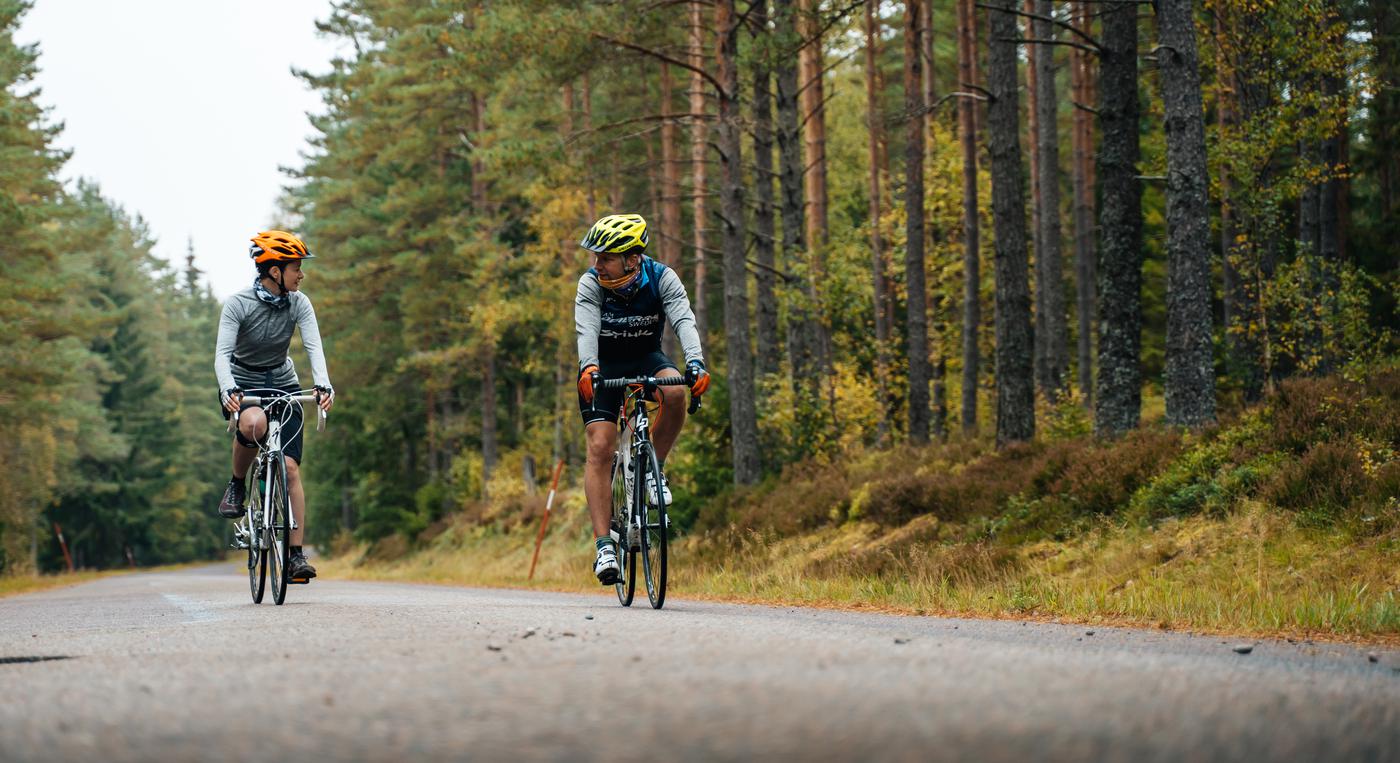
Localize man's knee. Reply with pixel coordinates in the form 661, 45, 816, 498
659, 383, 686, 408
284, 458, 301, 481
585, 426, 615, 464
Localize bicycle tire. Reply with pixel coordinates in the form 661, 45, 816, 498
268, 455, 292, 605
611, 449, 636, 606
637, 442, 667, 609
247, 471, 267, 604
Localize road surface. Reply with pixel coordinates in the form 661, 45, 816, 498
1, 564, 1396, 762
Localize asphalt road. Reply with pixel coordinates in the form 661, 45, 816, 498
1, 564, 1396, 762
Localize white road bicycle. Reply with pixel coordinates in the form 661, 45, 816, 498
227, 390, 326, 605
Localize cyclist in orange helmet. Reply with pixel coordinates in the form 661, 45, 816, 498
214, 230, 334, 582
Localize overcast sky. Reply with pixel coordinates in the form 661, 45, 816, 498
19, 1, 343, 300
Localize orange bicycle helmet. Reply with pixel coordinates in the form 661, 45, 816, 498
249, 230, 314, 264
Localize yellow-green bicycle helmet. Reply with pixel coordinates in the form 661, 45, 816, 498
580, 214, 649, 255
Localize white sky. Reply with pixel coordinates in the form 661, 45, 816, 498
18, 1, 343, 300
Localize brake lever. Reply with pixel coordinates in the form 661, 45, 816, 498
687, 395, 703, 415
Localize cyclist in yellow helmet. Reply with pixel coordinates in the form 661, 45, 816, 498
214, 230, 334, 582
575, 214, 709, 584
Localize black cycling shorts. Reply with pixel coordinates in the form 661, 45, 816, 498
219, 385, 306, 464
579, 351, 680, 426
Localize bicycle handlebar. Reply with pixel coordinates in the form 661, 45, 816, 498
226, 393, 328, 434
594, 374, 703, 415
596, 375, 689, 390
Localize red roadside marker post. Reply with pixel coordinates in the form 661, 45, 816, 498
53, 523, 74, 573
528, 459, 566, 581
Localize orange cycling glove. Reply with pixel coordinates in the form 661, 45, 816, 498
685, 360, 710, 396
578, 365, 600, 403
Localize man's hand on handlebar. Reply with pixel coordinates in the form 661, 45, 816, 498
314, 385, 335, 413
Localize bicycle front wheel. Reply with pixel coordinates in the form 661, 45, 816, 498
267, 456, 292, 605
611, 450, 636, 607
637, 442, 667, 609
247, 473, 267, 604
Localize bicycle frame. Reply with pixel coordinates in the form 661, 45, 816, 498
227, 391, 325, 598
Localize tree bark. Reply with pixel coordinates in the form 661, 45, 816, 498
906, 0, 931, 444
753, 3, 781, 379
581, 73, 597, 222
716, 0, 761, 484
923, 0, 947, 440
481, 350, 498, 497
1032, 0, 1068, 402
661, 63, 682, 270
865, 0, 892, 445
957, 0, 982, 435
774, 0, 812, 390
689, 1, 710, 346
1157, 0, 1217, 428
799, 0, 829, 247
987, 0, 1035, 447
1093, 0, 1143, 437
1070, 0, 1096, 405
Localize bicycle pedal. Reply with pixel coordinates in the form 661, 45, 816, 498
289, 577, 311, 585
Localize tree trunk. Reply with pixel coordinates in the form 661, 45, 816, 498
716, 0, 761, 484
689, 1, 710, 346
581, 74, 597, 221
753, 0, 781, 379
481, 350, 498, 498
1070, 0, 1096, 405
906, 0, 931, 444
799, 0, 829, 247
987, 0, 1034, 447
661, 62, 684, 362
1157, 0, 1217, 428
774, 0, 811, 389
1215, 7, 1262, 402
1032, 0, 1068, 402
923, 0, 947, 439
1093, 0, 1143, 437
865, 0, 892, 445
957, 0, 982, 435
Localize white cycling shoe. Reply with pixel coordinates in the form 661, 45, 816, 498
594, 543, 621, 585
646, 469, 672, 506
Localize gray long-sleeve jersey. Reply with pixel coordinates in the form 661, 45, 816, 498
214, 287, 331, 393
575, 257, 704, 371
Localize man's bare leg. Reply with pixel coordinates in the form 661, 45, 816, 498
584, 421, 618, 538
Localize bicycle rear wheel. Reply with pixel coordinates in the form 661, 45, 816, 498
247, 472, 267, 604
610, 450, 636, 606
267, 456, 292, 605
637, 442, 667, 609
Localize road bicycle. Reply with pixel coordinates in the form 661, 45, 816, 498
595, 374, 699, 610
227, 389, 326, 605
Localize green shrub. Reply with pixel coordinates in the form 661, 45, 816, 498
1261, 441, 1370, 526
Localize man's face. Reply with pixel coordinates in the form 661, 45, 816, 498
270, 260, 305, 291
592, 252, 639, 281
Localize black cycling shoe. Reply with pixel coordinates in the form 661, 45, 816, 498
288, 553, 317, 581
217, 479, 246, 519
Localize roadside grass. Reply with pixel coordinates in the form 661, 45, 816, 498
0, 560, 223, 599
322, 369, 1400, 644
0, 570, 120, 599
